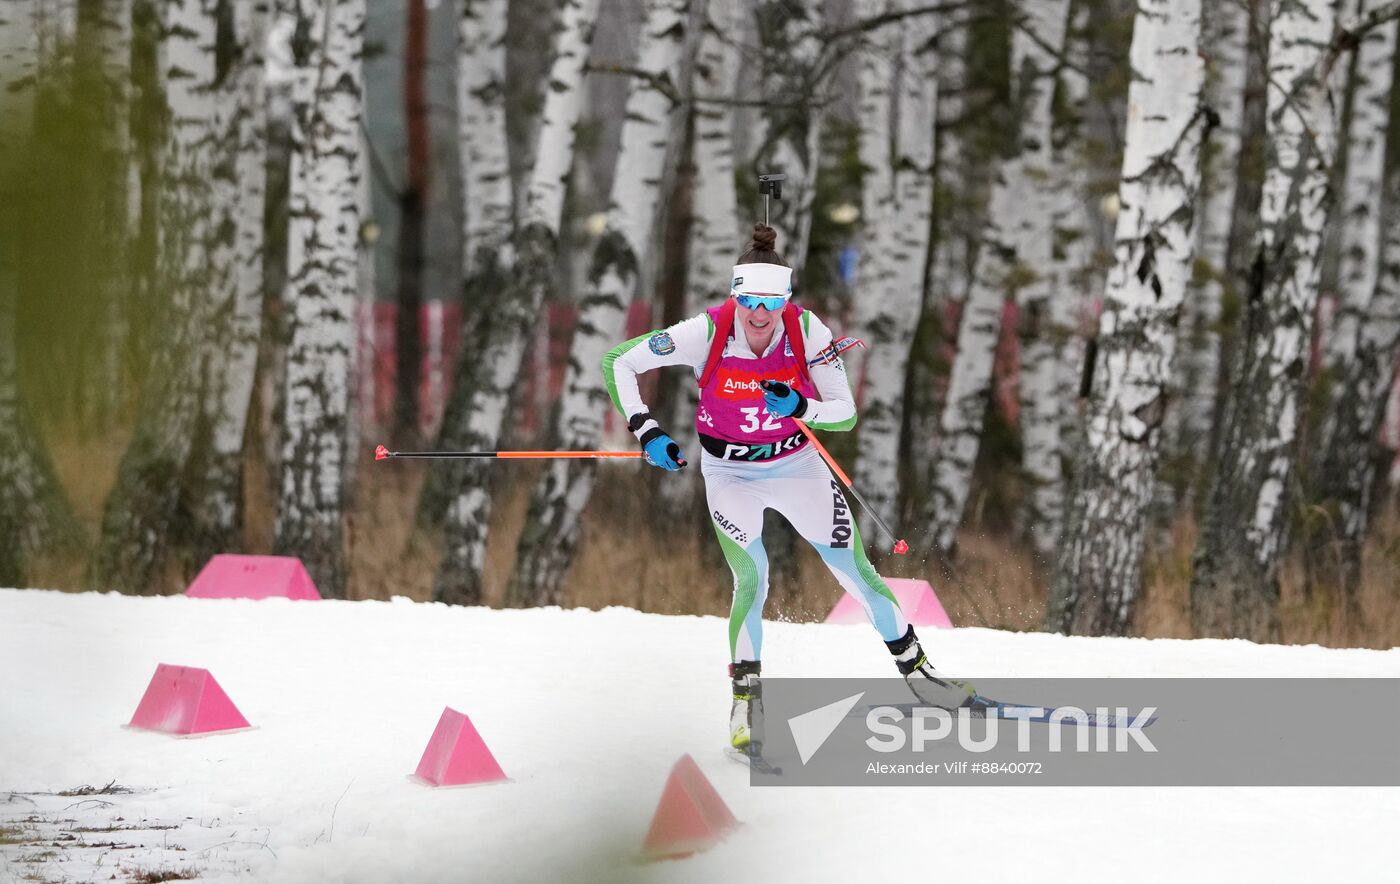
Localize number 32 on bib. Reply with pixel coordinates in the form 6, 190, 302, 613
739, 406, 784, 434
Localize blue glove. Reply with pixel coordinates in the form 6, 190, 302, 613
760, 379, 808, 419
641, 430, 687, 471
627, 412, 686, 470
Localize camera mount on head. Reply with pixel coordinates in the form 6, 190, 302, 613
758, 173, 785, 226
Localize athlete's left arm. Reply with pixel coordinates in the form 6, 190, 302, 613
799, 312, 857, 432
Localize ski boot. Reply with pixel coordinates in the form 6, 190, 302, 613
729, 660, 764, 754
885, 625, 981, 710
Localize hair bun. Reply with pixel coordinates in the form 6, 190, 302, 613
751, 224, 778, 253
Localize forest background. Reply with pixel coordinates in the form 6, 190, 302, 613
3, 0, 1399, 649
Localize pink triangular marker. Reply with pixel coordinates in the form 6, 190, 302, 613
128, 664, 251, 736
825, 578, 953, 628
184, 554, 322, 600
413, 707, 507, 787
643, 755, 738, 860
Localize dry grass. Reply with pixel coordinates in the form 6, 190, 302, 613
1138, 504, 1400, 648
23, 422, 1400, 649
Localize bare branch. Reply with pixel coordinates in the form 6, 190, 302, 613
818, 0, 976, 42
1337, 0, 1400, 47
584, 61, 814, 109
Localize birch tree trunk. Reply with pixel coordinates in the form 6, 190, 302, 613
1160, 0, 1248, 514
505, 0, 696, 607
33, 0, 73, 69
1307, 11, 1399, 599
923, 0, 1070, 557
1047, 0, 1208, 636
1190, 0, 1342, 641
1025, 9, 1095, 560
850, 0, 896, 399
413, 0, 513, 526
257, 0, 296, 474
853, 0, 936, 540
189, 0, 268, 564
901, 10, 967, 520
0, 0, 78, 585
660, 0, 740, 510
1322, 0, 1394, 365
272, 0, 365, 599
458, 0, 511, 285
432, 0, 600, 605
1017, 3, 1091, 557
1322, 1, 1393, 372
92, 0, 219, 594
753, 0, 824, 268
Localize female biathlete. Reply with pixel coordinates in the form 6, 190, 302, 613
602, 224, 970, 758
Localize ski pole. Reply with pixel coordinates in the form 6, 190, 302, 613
792, 421, 909, 556
375, 444, 643, 461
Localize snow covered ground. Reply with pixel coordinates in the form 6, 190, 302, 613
2, 587, 1397, 883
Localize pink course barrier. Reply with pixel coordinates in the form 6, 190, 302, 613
184, 554, 321, 600
825, 577, 953, 628
643, 754, 738, 861
128, 664, 251, 736
413, 707, 508, 787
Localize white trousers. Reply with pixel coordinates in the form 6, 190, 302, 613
701, 445, 910, 662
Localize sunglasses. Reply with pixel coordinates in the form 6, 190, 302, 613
733, 293, 788, 311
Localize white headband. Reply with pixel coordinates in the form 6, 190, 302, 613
730, 263, 793, 298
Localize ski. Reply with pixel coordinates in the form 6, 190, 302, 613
725, 746, 784, 776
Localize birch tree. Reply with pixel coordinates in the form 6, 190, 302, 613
752, 0, 825, 268
273, 0, 365, 598
902, 10, 968, 516
1018, 5, 1093, 557
852, 0, 937, 539
1190, 0, 1356, 640
413, 0, 513, 524
1047, 0, 1209, 636
189, 0, 269, 564
92, 0, 219, 594
660, 0, 740, 509
1161, 0, 1248, 511
1308, 9, 1399, 599
458, 0, 511, 304
506, 0, 697, 607
923, 0, 1070, 557
1323, 0, 1393, 373
0, 0, 79, 584
432, 0, 601, 605
254, 0, 297, 475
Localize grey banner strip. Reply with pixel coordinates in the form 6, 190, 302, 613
748, 678, 1400, 787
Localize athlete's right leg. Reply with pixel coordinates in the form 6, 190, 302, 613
702, 455, 772, 751
701, 455, 770, 663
